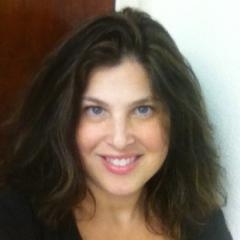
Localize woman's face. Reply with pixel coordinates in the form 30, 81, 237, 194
76, 58, 170, 198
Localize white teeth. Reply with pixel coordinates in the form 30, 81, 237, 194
105, 157, 135, 167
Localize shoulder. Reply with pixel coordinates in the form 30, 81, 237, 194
0, 187, 40, 240
196, 209, 233, 240
0, 187, 80, 240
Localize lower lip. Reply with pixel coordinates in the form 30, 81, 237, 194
101, 157, 140, 175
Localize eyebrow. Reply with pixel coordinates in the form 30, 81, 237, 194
82, 96, 155, 107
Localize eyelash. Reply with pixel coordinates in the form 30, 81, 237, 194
82, 105, 154, 118
83, 106, 105, 117
134, 105, 154, 117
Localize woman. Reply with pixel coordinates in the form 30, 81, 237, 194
0, 7, 232, 240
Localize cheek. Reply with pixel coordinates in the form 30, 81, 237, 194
137, 119, 170, 152
76, 123, 103, 154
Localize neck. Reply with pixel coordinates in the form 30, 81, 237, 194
75, 183, 145, 226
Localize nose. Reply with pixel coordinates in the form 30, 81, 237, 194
107, 115, 135, 150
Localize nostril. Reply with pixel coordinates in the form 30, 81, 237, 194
107, 130, 135, 150
106, 118, 135, 149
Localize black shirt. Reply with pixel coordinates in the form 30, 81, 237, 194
0, 188, 233, 240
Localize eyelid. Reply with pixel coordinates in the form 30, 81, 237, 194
135, 104, 155, 109
81, 103, 156, 117
82, 105, 107, 117
133, 105, 155, 117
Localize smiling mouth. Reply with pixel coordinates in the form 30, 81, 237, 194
100, 155, 141, 174
104, 156, 139, 167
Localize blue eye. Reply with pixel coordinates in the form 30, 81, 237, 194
85, 106, 104, 116
135, 106, 153, 117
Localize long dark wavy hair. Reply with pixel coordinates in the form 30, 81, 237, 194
0, 7, 225, 240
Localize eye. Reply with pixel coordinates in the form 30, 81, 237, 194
84, 106, 105, 117
134, 105, 153, 117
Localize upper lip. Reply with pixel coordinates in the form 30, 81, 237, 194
99, 154, 141, 159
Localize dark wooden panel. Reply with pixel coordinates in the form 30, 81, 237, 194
0, 0, 113, 119
0, 0, 113, 159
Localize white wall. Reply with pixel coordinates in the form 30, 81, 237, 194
116, 1, 240, 239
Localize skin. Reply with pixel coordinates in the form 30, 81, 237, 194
75, 58, 170, 239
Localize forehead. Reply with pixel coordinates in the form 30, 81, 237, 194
84, 59, 153, 100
